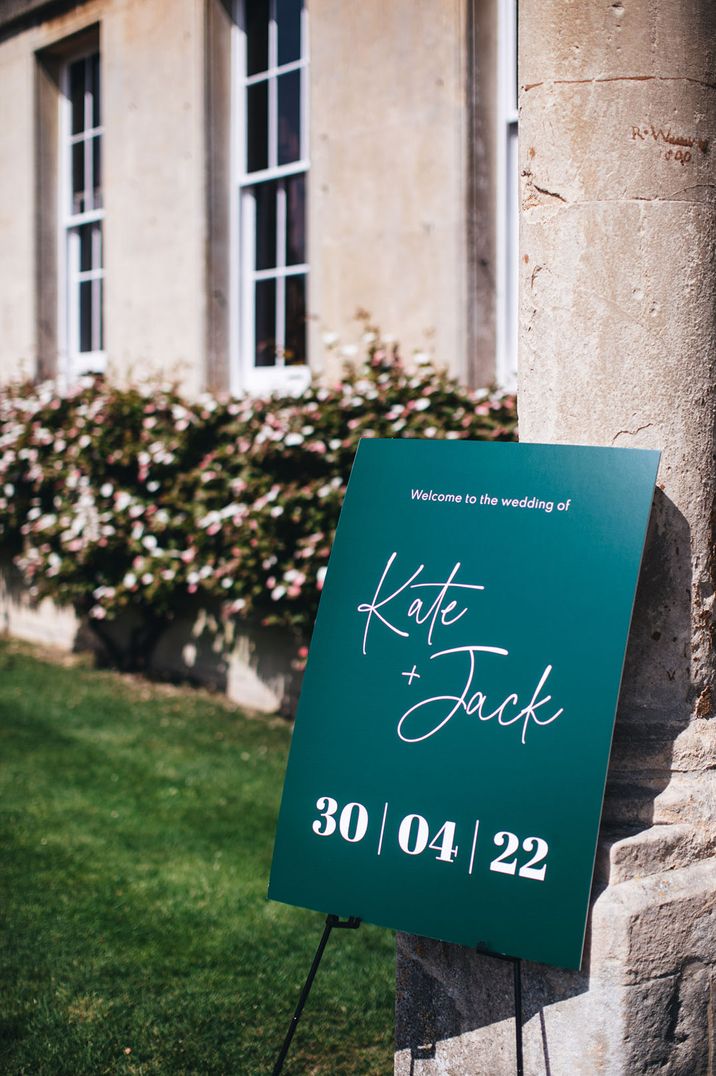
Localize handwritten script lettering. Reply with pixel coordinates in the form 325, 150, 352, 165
397, 646, 563, 746
357, 552, 485, 655
357, 553, 565, 745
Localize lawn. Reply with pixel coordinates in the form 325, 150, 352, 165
0, 640, 395, 1075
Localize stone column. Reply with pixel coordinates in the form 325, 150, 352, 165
395, 2, 716, 1072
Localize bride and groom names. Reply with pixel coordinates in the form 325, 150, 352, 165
356, 551, 564, 746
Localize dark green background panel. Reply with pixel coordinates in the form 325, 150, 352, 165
269, 440, 660, 969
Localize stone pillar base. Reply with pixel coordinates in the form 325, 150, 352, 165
396, 847, 716, 1075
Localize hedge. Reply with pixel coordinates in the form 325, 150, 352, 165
0, 349, 517, 665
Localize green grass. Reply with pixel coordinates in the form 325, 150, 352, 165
0, 640, 394, 1075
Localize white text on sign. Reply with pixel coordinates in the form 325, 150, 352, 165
311, 796, 550, 882
356, 552, 565, 746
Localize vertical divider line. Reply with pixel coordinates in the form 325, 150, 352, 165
377, 803, 389, 856
468, 819, 480, 875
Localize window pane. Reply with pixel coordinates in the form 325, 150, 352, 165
284, 274, 306, 365
92, 135, 102, 209
285, 173, 305, 265
277, 0, 302, 66
255, 279, 276, 366
255, 182, 277, 270
79, 280, 93, 352
79, 225, 93, 272
91, 53, 101, 128
93, 277, 104, 352
70, 59, 85, 135
246, 0, 269, 76
93, 223, 103, 269
278, 70, 301, 165
247, 81, 269, 172
72, 141, 85, 213
78, 223, 102, 273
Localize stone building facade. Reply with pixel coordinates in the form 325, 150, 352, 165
0, 0, 518, 395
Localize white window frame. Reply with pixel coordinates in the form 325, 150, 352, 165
231, 0, 310, 396
496, 0, 518, 390
58, 49, 105, 381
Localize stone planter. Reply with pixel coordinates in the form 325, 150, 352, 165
0, 554, 302, 714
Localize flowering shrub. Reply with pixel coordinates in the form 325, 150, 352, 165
0, 351, 516, 660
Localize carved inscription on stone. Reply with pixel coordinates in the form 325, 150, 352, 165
630, 124, 709, 165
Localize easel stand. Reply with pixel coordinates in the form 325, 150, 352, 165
272, 918, 523, 1076
487, 952, 524, 1076
272, 914, 361, 1076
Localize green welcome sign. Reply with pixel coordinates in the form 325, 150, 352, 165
269, 440, 660, 970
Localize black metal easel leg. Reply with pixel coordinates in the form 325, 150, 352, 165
513, 958, 523, 1076
272, 914, 361, 1076
480, 952, 524, 1076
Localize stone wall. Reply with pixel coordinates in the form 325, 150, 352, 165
0, 0, 207, 394
0, 556, 301, 714
308, 0, 472, 380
